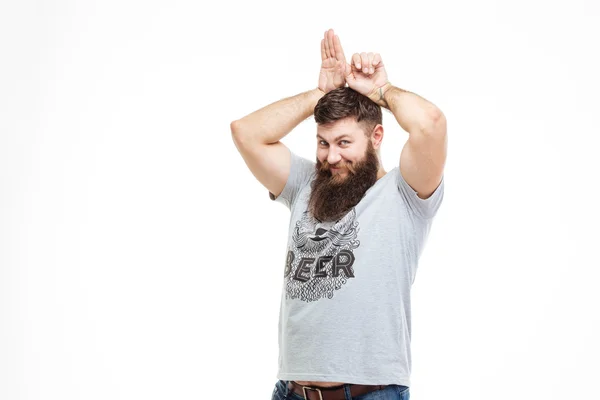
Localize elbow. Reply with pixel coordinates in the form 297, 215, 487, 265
230, 119, 241, 136
230, 120, 257, 149
230, 120, 246, 144
421, 108, 446, 137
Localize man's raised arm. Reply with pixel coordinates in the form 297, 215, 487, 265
230, 29, 347, 198
345, 51, 447, 200
230, 88, 323, 198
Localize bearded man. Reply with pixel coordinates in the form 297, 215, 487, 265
231, 28, 447, 400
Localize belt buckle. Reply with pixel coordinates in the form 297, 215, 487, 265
302, 386, 324, 400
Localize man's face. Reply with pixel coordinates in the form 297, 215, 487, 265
308, 117, 381, 222
315, 117, 371, 180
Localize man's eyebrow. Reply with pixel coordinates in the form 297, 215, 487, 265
316, 134, 352, 142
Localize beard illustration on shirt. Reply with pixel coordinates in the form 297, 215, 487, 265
284, 209, 361, 302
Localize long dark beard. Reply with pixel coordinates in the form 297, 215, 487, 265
308, 142, 380, 222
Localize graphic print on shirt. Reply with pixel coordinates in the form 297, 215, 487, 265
284, 209, 360, 302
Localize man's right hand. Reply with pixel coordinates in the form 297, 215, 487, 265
318, 29, 347, 94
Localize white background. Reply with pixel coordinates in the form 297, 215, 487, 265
1, 1, 599, 399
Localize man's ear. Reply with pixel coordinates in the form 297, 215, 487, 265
371, 124, 384, 149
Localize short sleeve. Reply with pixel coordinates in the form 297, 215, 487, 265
269, 149, 315, 209
396, 167, 445, 219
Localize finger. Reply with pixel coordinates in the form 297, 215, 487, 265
324, 30, 331, 58
352, 53, 361, 70
321, 39, 327, 61
334, 34, 346, 62
368, 52, 375, 74
360, 52, 369, 74
373, 53, 382, 68
327, 29, 336, 58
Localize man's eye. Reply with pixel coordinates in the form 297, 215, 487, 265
319, 140, 328, 146
340, 140, 350, 145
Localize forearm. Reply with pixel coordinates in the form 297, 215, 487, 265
231, 88, 325, 145
371, 84, 443, 134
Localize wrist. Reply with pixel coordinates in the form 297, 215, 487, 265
368, 82, 392, 107
310, 87, 326, 108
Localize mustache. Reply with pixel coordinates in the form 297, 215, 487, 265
319, 160, 357, 174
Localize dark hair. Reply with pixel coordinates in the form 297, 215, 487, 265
314, 87, 382, 135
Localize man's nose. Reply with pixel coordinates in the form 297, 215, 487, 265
327, 149, 342, 166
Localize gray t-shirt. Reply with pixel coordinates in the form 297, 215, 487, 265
269, 148, 444, 386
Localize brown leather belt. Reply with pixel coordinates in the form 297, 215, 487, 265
287, 380, 387, 400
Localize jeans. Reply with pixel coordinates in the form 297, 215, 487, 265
271, 380, 410, 400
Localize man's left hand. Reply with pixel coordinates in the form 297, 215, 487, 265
345, 52, 390, 104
